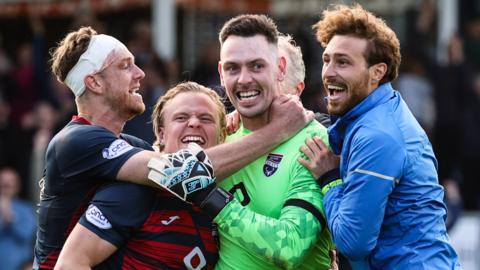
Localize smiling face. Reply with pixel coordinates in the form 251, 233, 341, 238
97, 47, 146, 120
160, 92, 222, 153
219, 35, 283, 130
322, 35, 376, 116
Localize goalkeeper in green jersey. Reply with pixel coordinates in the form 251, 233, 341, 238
149, 14, 336, 270
215, 14, 335, 269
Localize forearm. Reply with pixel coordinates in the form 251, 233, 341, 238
214, 199, 321, 268
207, 124, 290, 180
116, 150, 161, 187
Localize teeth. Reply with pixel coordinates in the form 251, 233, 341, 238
182, 136, 205, 144
328, 85, 344, 91
238, 90, 259, 99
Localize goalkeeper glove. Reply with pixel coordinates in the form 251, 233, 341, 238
148, 143, 233, 217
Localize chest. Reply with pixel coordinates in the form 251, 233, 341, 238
220, 151, 294, 218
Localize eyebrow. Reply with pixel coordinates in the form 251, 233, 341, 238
323, 52, 350, 58
119, 56, 134, 63
223, 58, 266, 65
172, 111, 214, 116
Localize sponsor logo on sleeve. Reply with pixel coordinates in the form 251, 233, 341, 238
263, 153, 283, 177
86, 204, 112, 229
102, 139, 133, 159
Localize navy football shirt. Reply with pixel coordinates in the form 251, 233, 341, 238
34, 117, 152, 269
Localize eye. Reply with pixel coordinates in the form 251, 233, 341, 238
253, 63, 263, 70
224, 64, 238, 73
250, 62, 264, 72
200, 115, 215, 123
337, 58, 349, 66
174, 115, 188, 122
121, 62, 132, 69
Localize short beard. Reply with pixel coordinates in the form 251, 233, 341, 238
327, 73, 370, 116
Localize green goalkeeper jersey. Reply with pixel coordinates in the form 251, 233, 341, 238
215, 120, 335, 270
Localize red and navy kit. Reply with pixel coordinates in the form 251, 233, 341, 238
80, 182, 218, 269
34, 116, 152, 270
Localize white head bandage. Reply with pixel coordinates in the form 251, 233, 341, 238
64, 34, 128, 97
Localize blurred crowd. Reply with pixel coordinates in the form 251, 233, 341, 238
396, 1, 480, 215
0, 1, 479, 269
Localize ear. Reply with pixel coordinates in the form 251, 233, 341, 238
295, 81, 305, 96
158, 127, 165, 145
370, 62, 387, 83
218, 62, 225, 87
278, 56, 286, 82
84, 74, 103, 94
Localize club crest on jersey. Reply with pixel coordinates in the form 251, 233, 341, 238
263, 153, 283, 177
102, 139, 133, 159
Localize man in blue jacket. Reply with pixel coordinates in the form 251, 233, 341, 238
299, 4, 461, 269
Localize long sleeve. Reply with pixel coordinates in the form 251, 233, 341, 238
324, 128, 402, 260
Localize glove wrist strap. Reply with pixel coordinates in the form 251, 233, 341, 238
200, 187, 233, 218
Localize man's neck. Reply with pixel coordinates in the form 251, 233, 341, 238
78, 108, 125, 136
241, 112, 270, 131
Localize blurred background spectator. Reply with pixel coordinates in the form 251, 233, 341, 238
0, 167, 36, 270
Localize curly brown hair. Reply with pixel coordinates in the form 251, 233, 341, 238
50, 26, 97, 82
313, 4, 401, 84
151, 81, 227, 151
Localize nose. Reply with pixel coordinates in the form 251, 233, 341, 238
322, 61, 335, 79
237, 67, 252, 84
188, 116, 201, 128
134, 64, 146, 80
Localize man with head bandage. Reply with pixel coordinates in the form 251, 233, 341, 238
33, 26, 314, 269
64, 34, 129, 97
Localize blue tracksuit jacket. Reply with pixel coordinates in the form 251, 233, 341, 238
325, 83, 461, 269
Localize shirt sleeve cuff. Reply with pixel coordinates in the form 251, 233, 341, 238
321, 179, 343, 195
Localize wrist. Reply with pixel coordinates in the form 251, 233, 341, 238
260, 119, 286, 141
317, 168, 341, 190
199, 187, 234, 218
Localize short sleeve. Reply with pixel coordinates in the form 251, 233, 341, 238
79, 182, 156, 247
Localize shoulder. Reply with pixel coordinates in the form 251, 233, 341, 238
347, 125, 406, 173
352, 125, 402, 151
353, 101, 405, 147
50, 123, 117, 154
288, 120, 328, 145
89, 182, 156, 227
93, 182, 156, 210
120, 133, 154, 150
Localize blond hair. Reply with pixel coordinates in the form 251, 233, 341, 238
278, 34, 305, 92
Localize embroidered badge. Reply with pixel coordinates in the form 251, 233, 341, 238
263, 153, 283, 177
102, 139, 133, 159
